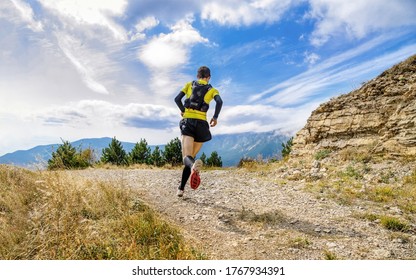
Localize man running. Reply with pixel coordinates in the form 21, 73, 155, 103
174, 66, 223, 197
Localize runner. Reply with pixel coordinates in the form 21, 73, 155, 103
174, 66, 223, 197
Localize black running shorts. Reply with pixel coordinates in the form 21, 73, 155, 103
179, 118, 212, 143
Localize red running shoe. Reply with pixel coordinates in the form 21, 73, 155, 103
190, 159, 203, 190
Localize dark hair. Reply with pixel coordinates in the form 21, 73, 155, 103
197, 66, 211, 79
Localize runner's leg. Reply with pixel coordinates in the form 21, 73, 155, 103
192, 142, 203, 158
179, 135, 195, 192
189, 141, 203, 189
178, 166, 191, 191
179, 137, 204, 192
182, 135, 195, 168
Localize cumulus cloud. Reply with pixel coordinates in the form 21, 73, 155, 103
201, 0, 294, 26
138, 17, 209, 96
139, 17, 208, 69
36, 100, 178, 130
307, 0, 416, 46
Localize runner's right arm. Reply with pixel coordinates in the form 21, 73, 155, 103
174, 91, 186, 114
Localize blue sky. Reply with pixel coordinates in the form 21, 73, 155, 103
0, 0, 415, 156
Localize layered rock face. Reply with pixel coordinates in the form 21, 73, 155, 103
292, 54, 416, 157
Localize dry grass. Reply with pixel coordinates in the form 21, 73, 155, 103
288, 237, 311, 249
357, 213, 411, 233
0, 165, 203, 260
238, 207, 286, 227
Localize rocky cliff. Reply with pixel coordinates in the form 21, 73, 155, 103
292, 54, 416, 157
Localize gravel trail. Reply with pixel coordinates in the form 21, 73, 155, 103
73, 168, 416, 260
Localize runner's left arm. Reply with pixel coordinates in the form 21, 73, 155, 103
212, 95, 223, 119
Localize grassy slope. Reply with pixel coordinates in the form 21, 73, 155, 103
0, 165, 204, 260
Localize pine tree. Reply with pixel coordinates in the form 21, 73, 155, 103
48, 140, 77, 170
101, 137, 128, 166
48, 140, 94, 170
150, 146, 165, 167
199, 152, 207, 165
206, 151, 222, 167
129, 138, 151, 165
163, 137, 182, 166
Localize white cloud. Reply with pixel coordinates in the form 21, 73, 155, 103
0, 0, 43, 32
201, 0, 294, 26
130, 16, 160, 41
39, 0, 128, 41
135, 16, 159, 33
10, 0, 43, 32
56, 33, 114, 95
304, 51, 320, 65
46, 95, 175, 130
138, 17, 209, 96
35, 100, 178, 128
254, 42, 416, 107
307, 0, 416, 46
250, 34, 407, 103
139, 17, 208, 69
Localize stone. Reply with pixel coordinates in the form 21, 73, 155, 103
292, 55, 416, 158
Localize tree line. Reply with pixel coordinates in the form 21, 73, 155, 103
47, 137, 222, 170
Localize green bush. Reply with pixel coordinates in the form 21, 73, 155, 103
281, 137, 293, 158
314, 149, 331, 160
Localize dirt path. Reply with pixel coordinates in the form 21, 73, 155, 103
73, 168, 415, 260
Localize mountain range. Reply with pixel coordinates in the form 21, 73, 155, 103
0, 130, 290, 169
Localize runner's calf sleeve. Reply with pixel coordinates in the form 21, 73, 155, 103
179, 166, 191, 190
183, 156, 195, 169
